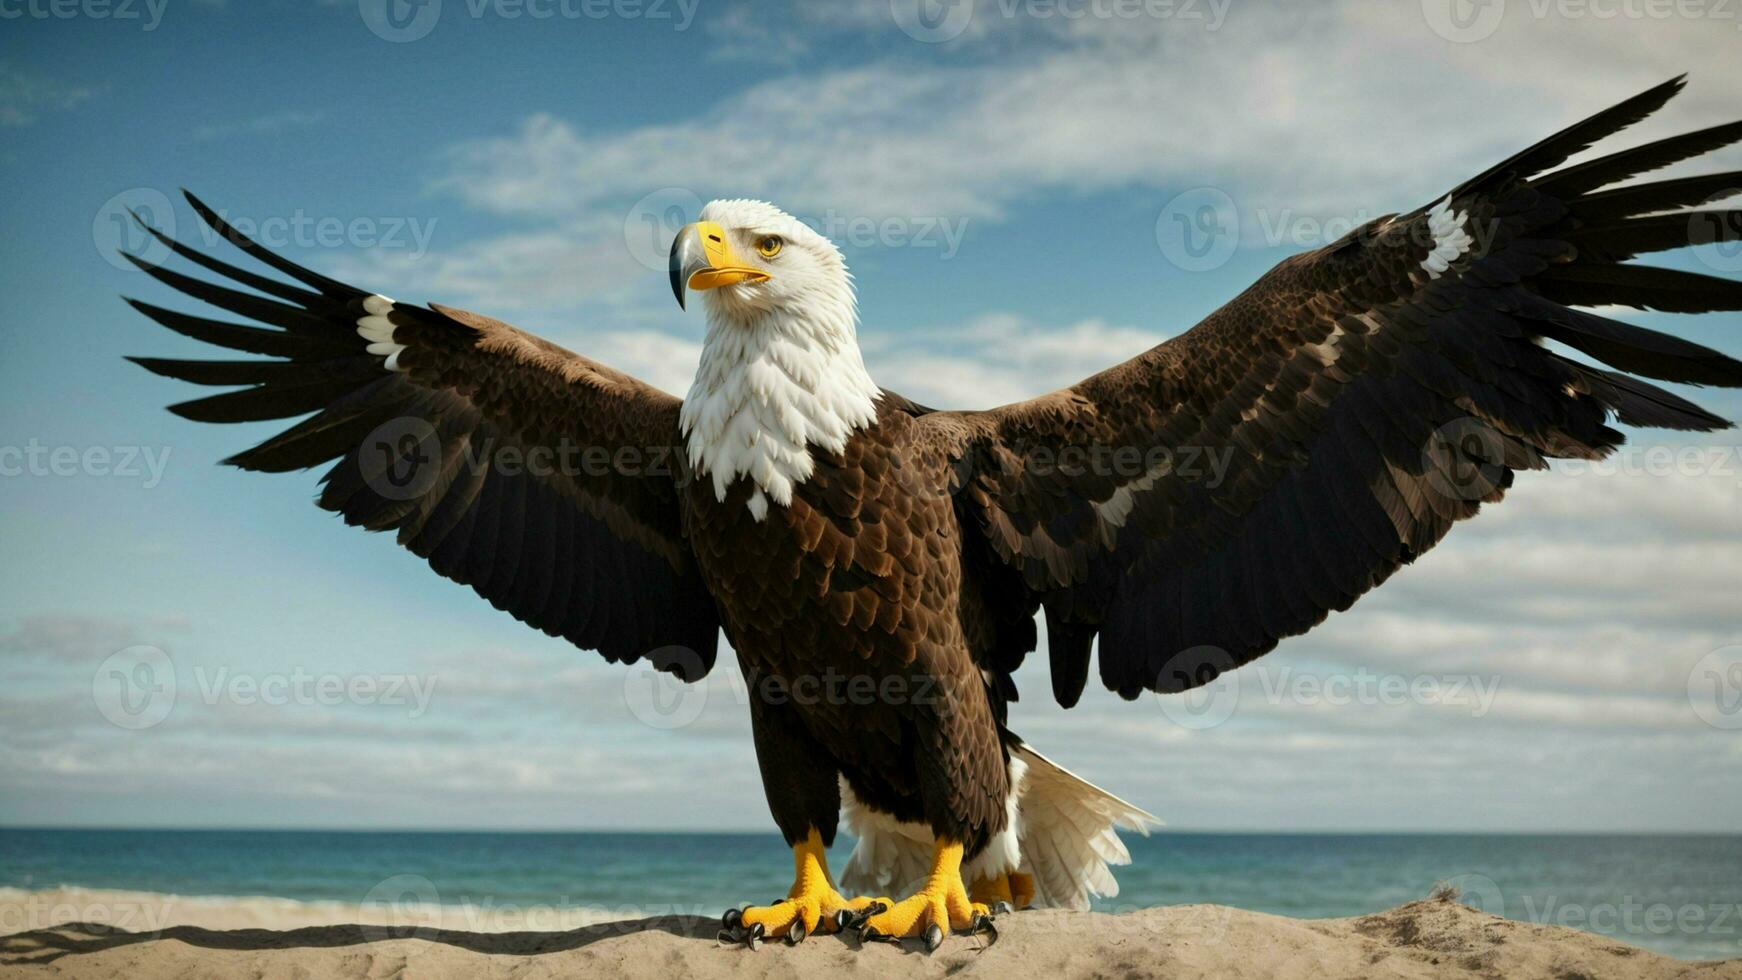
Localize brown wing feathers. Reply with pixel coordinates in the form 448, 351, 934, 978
123, 81, 1742, 708
126, 192, 720, 677
944, 77, 1742, 701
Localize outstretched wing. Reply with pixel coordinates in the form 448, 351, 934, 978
127, 193, 720, 678
927, 76, 1742, 704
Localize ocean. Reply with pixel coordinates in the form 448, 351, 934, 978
2, 829, 1739, 961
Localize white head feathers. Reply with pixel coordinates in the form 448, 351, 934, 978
679, 200, 882, 521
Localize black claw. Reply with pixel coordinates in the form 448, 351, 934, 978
716, 928, 737, 945
991, 901, 1014, 915
746, 922, 765, 950
787, 919, 807, 944
839, 903, 880, 932
858, 924, 884, 944
722, 907, 743, 930
924, 922, 944, 952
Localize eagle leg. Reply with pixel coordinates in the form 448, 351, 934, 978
969, 870, 1034, 912
724, 828, 889, 946
857, 839, 993, 951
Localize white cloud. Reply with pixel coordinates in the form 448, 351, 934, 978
327, 216, 644, 313
352, 0, 1742, 401
0, 64, 96, 127
12, 2, 1741, 833
986, 444, 1742, 830
190, 109, 325, 142
281, 3, 1742, 830
0, 614, 190, 661
481, 309, 1162, 407
704, 3, 815, 63
864, 313, 1163, 407
13, 444, 1735, 831
431, 3, 1741, 232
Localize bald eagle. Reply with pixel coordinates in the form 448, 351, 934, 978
129, 77, 1741, 950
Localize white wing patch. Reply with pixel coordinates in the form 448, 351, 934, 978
356, 294, 408, 372
1422, 196, 1474, 279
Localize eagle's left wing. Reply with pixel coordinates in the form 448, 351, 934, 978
125, 193, 721, 678
923, 76, 1742, 705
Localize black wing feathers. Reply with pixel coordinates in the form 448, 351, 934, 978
127, 192, 719, 678
1454, 74, 1688, 197
1535, 118, 1742, 197
947, 78, 1742, 702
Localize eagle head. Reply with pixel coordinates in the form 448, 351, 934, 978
668, 199, 853, 327
670, 199, 880, 521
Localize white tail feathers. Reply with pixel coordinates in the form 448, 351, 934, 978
1013, 744, 1160, 910
837, 743, 1160, 911
838, 791, 938, 901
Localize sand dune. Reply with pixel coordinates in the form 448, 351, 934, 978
2, 889, 1738, 979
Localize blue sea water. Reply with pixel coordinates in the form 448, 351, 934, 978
2, 829, 1739, 961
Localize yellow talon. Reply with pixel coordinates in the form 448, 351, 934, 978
732, 829, 888, 942
859, 839, 990, 949
969, 869, 1034, 911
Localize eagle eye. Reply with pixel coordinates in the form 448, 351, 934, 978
755, 235, 783, 258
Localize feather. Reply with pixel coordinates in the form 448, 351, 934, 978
1567, 210, 1742, 261
1043, 608, 1096, 709
182, 190, 365, 297
127, 355, 376, 388
127, 209, 325, 307
1528, 300, 1742, 385
129, 194, 718, 675
1454, 75, 1686, 195
125, 299, 349, 359
1572, 171, 1742, 221
1538, 263, 1742, 314
1535, 118, 1742, 196
943, 80, 1740, 705
1014, 745, 1158, 910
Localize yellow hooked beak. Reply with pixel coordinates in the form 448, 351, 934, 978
669, 221, 770, 309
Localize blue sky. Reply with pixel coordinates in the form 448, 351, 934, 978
1, 1, 1740, 833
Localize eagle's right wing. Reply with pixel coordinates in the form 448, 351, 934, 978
926, 76, 1742, 705
127, 193, 720, 678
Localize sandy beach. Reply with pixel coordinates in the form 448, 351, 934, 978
2, 888, 1738, 979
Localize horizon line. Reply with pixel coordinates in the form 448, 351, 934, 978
5, 825, 1740, 838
